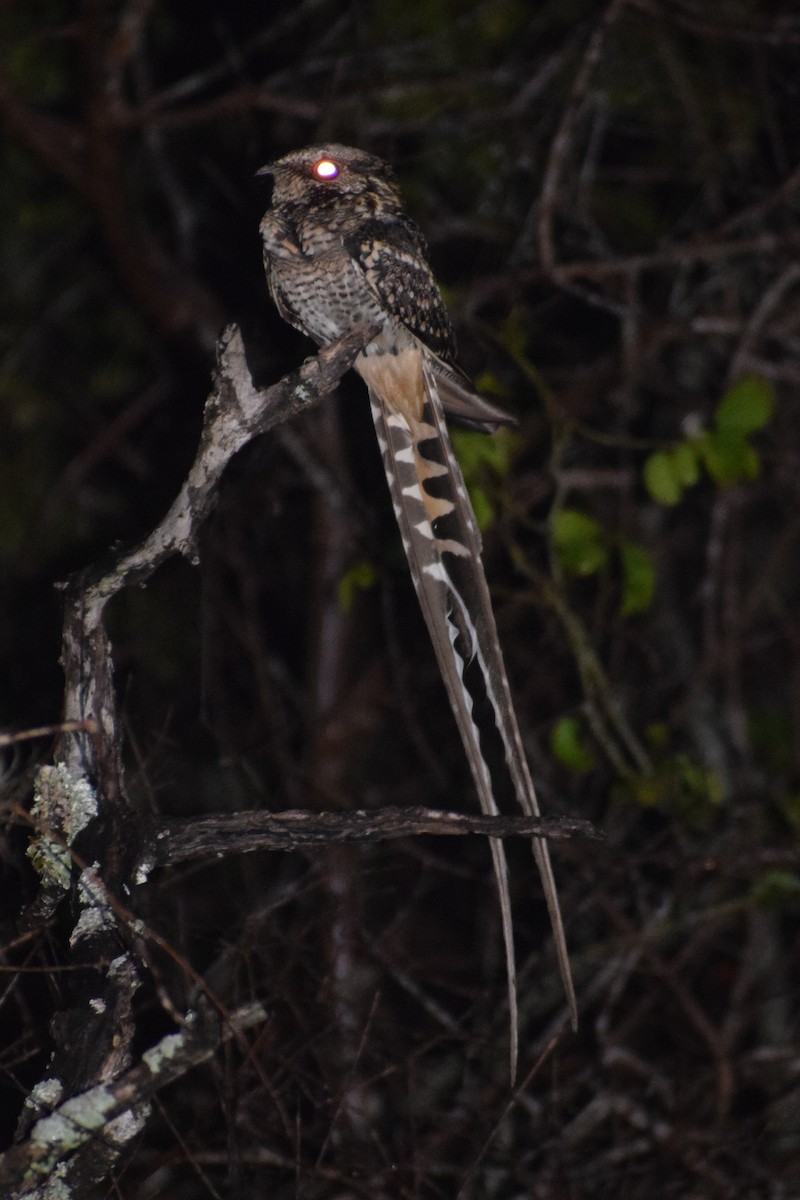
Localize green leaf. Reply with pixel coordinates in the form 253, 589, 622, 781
473, 370, 512, 399
450, 426, 516, 477
671, 441, 700, 487
645, 722, 670, 750
623, 754, 723, 828
496, 309, 530, 359
700, 428, 760, 487
469, 487, 494, 531
550, 716, 597, 772
337, 561, 377, 612
750, 869, 800, 909
450, 426, 519, 529
619, 540, 656, 615
716, 376, 775, 434
627, 777, 661, 808
675, 755, 724, 815
643, 451, 683, 505
552, 509, 608, 575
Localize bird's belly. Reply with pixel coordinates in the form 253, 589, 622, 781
271, 256, 387, 347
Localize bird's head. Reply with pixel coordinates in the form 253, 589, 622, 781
257, 144, 402, 209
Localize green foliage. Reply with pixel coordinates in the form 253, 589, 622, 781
715, 375, 775, 433
618, 539, 656, 615
643, 451, 683, 506
644, 376, 775, 505
549, 715, 725, 828
494, 308, 534, 363
750, 869, 800, 910
449, 426, 519, 531
644, 442, 700, 505
551, 508, 656, 616
552, 509, 609, 576
337, 560, 378, 612
623, 750, 724, 831
700, 427, 760, 488
550, 715, 597, 772
472, 369, 513, 400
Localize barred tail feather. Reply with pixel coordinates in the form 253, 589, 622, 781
420, 359, 578, 1037
362, 347, 576, 1080
367, 382, 520, 1078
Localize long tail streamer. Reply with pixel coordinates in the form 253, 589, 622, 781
364, 349, 577, 1079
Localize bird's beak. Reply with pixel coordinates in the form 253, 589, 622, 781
255, 163, 274, 178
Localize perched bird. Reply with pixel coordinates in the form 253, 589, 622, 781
258, 144, 576, 1076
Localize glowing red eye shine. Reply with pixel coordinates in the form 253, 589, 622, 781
315, 159, 339, 179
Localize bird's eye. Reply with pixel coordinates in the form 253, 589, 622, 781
314, 159, 339, 180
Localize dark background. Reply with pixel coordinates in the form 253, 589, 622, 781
1, 1, 799, 1196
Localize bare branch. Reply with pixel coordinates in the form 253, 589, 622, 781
137, 806, 603, 876
56, 324, 376, 784
0, 1000, 267, 1199
7, 330, 374, 1199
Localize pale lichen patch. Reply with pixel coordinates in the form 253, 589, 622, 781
31, 1084, 116, 1150
27, 765, 97, 892
142, 1032, 183, 1073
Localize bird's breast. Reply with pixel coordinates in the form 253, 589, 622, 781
267, 249, 388, 348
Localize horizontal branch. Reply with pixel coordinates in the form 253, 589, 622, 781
138, 806, 602, 874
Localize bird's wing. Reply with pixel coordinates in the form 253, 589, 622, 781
345, 220, 516, 431
430, 357, 518, 432
356, 344, 576, 1080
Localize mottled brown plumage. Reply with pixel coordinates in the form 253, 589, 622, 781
259, 145, 511, 430
259, 144, 576, 1077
